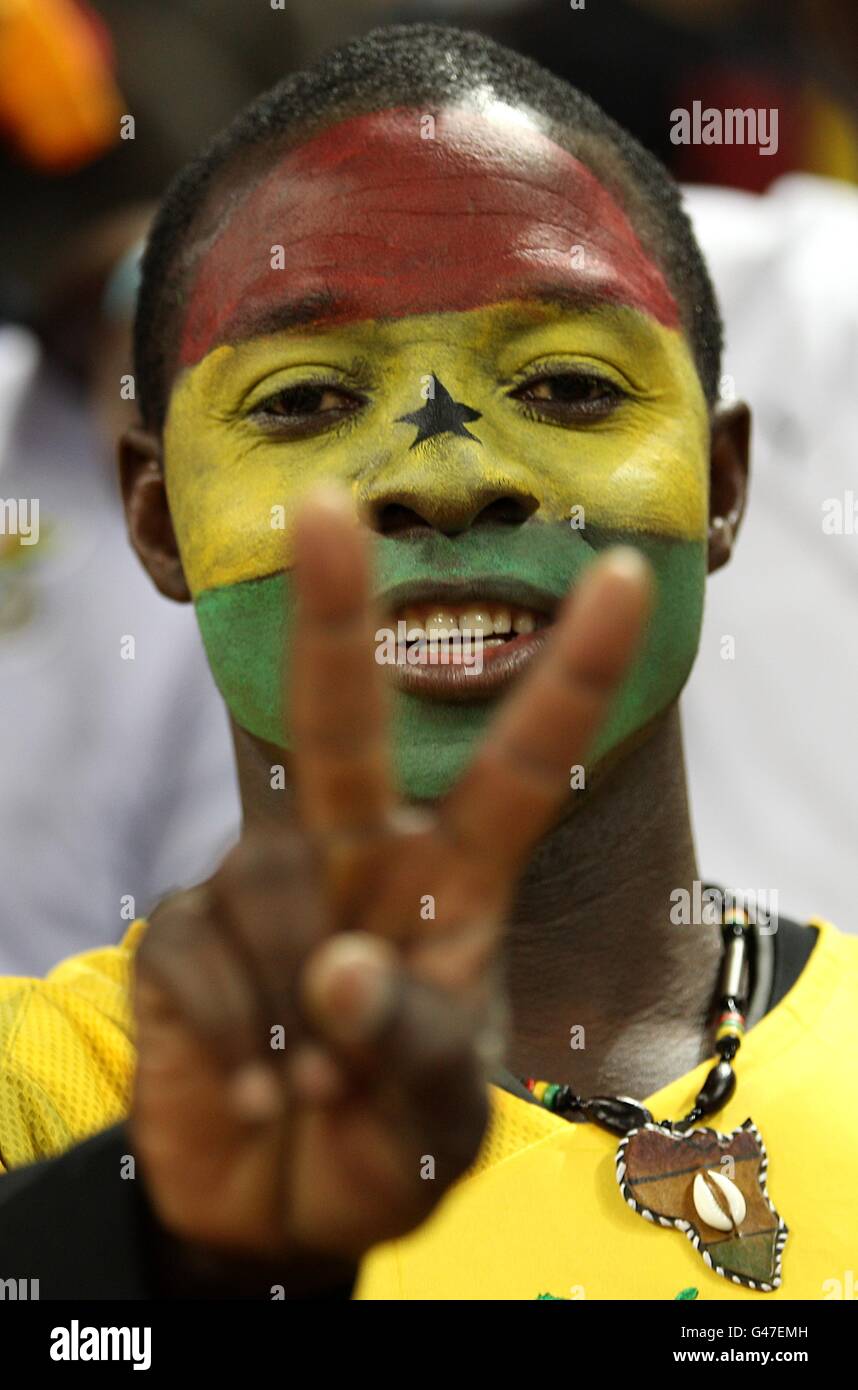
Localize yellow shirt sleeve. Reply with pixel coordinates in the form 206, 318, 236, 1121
0, 921, 143, 1172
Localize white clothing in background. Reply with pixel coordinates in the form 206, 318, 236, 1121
0, 327, 241, 973
682, 176, 858, 932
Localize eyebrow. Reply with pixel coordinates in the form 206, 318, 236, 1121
221, 291, 349, 343
216, 280, 654, 351
530, 284, 631, 316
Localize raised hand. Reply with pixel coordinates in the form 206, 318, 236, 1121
130, 487, 652, 1280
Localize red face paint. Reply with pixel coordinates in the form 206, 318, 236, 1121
179, 105, 679, 366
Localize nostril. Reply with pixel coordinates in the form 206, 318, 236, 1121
366, 492, 539, 537
373, 503, 435, 537
474, 495, 539, 525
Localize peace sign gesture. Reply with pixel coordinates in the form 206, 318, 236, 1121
130, 487, 652, 1288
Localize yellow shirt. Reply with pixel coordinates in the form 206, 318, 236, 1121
0, 917, 855, 1300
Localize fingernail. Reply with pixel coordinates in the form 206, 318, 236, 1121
304, 934, 395, 1043
302, 482, 352, 517
600, 546, 650, 582
229, 1062, 282, 1121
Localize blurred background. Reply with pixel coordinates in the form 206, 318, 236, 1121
1, 0, 856, 971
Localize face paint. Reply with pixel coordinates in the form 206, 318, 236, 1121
397, 375, 483, 445
177, 105, 679, 368
164, 106, 709, 800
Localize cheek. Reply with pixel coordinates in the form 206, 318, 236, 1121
513, 414, 709, 539
194, 569, 289, 747
163, 398, 373, 754
164, 414, 364, 597
518, 401, 709, 757
590, 531, 706, 761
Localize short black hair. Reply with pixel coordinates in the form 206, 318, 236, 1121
134, 22, 722, 429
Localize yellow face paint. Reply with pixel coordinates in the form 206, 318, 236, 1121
163, 299, 710, 799
165, 300, 708, 597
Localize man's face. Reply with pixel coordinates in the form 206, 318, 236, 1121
162, 104, 709, 800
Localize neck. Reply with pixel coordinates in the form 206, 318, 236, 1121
504, 706, 720, 1099
232, 705, 721, 1102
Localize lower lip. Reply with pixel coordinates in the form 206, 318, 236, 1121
388, 628, 551, 702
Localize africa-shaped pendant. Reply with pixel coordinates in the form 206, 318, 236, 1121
615, 1119, 788, 1291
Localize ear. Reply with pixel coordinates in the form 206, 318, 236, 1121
118, 426, 191, 602
707, 401, 750, 575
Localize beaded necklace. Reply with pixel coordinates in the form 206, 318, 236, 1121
520, 909, 788, 1292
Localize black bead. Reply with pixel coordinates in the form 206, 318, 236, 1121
694, 1059, 736, 1115
579, 1096, 653, 1135
553, 1085, 580, 1115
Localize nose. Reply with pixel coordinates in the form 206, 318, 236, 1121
359, 457, 539, 538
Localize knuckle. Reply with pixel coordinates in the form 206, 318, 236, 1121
217, 829, 317, 896
139, 887, 212, 962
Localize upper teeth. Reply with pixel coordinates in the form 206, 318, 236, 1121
397, 604, 541, 638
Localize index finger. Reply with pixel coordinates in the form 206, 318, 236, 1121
440, 547, 653, 876
289, 485, 395, 843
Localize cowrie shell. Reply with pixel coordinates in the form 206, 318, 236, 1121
692, 1169, 747, 1232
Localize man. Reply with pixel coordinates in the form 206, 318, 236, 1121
0, 24, 855, 1301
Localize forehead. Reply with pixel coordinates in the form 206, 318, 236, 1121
178, 104, 678, 368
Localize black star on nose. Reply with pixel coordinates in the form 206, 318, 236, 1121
396, 375, 482, 447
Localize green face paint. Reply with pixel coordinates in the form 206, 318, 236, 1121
195, 524, 704, 799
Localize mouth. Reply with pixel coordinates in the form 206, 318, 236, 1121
378, 578, 559, 701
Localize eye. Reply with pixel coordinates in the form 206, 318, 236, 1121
249, 381, 365, 435
511, 371, 626, 422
